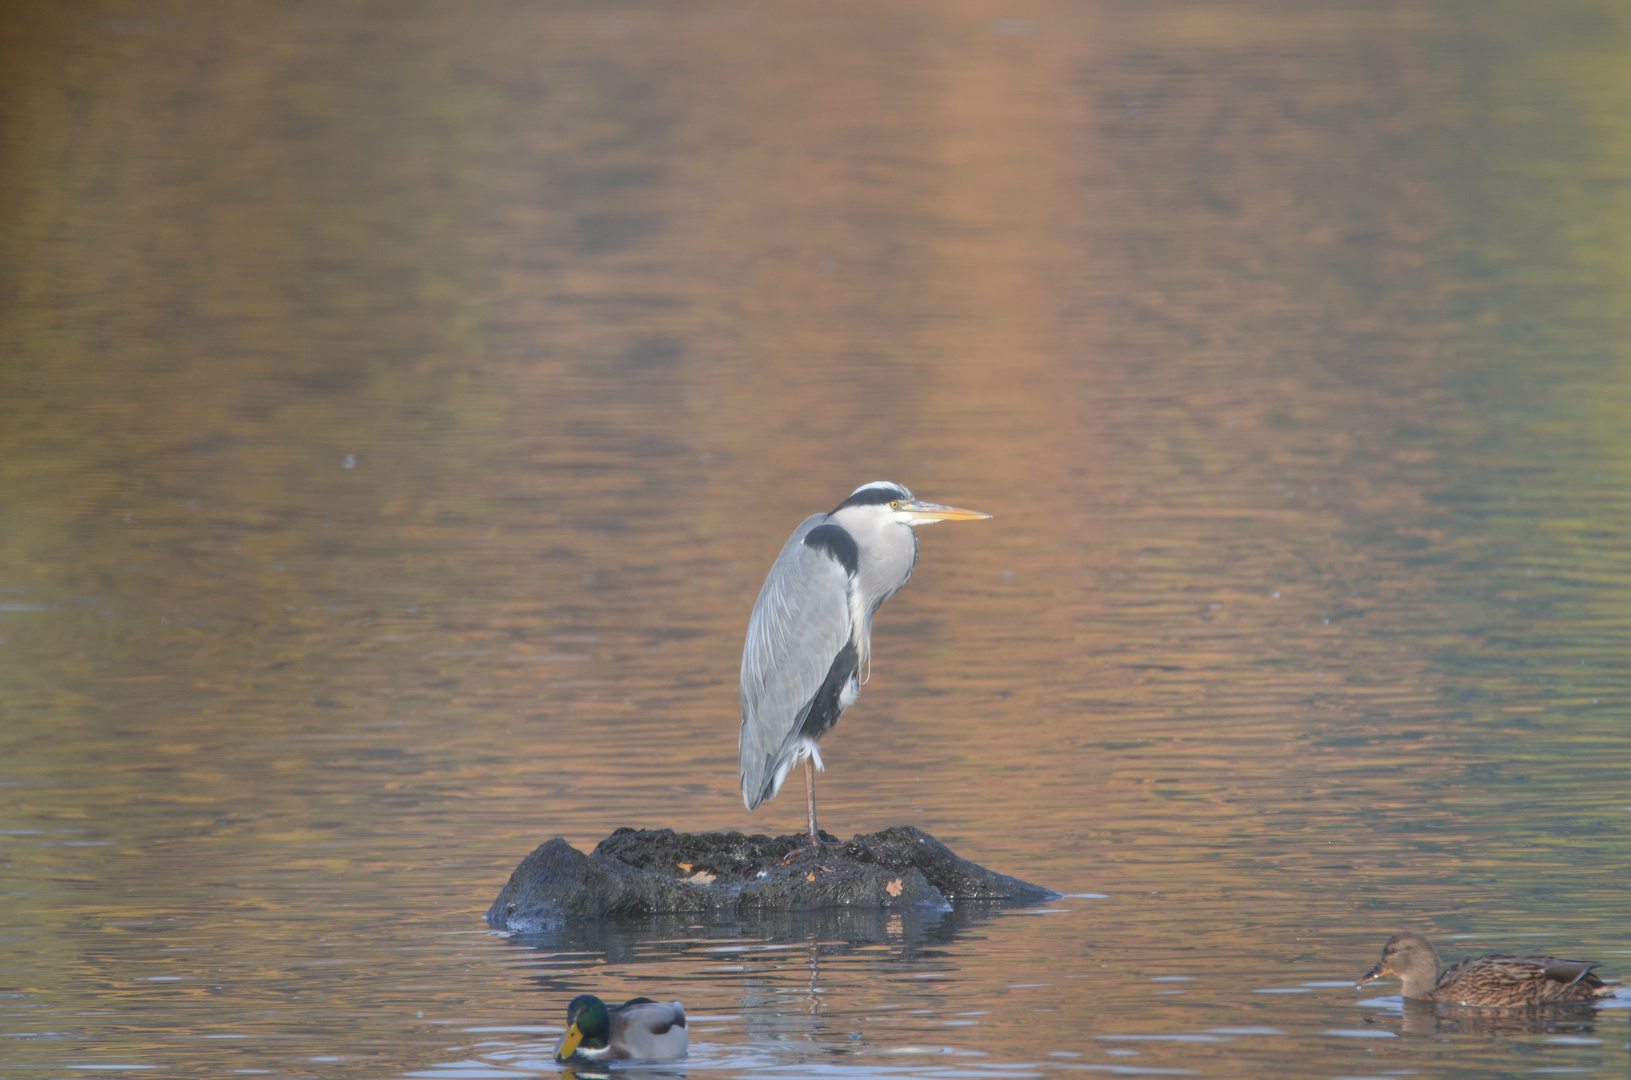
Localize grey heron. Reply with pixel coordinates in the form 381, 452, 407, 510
739, 480, 991, 842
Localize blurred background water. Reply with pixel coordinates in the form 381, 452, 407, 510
3, 1, 1630, 1077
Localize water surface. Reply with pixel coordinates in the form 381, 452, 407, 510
3, 2, 1630, 1077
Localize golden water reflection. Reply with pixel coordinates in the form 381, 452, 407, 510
2, 1, 1630, 1078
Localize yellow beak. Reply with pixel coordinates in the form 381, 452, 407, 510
900, 500, 992, 525
556, 1022, 584, 1060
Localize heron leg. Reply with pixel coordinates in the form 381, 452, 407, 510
804, 756, 819, 844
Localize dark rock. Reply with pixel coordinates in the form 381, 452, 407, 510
485, 825, 1057, 931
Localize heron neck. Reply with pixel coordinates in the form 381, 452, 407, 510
826, 509, 919, 662
828, 511, 918, 601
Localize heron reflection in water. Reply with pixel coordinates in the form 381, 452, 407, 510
738, 481, 991, 842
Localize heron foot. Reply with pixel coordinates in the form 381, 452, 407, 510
779, 833, 844, 863
806, 827, 843, 850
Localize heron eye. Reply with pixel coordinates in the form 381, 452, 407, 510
890, 500, 900, 510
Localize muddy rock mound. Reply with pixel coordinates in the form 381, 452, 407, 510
485, 825, 1057, 931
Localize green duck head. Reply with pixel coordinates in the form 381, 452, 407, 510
556, 994, 610, 1060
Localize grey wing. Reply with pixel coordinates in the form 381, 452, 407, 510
1538, 958, 1597, 985
610, 1000, 688, 1062
1532, 957, 1606, 993
740, 515, 854, 809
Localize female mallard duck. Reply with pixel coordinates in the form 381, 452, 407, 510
553, 994, 688, 1063
1358, 932, 1619, 1008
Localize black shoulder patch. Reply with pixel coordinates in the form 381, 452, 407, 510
804, 523, 859, 575
797, 641, 859, 743
621, 997, 657, 1007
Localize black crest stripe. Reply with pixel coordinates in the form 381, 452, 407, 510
831, 483, 907, 512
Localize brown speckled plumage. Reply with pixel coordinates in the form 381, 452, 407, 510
1358, 932, 1619, 1008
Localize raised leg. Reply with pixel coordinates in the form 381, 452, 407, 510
804, 755, 819, 843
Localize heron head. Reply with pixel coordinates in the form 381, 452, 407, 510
555, 995, 610, 1060
831, 481, 991, 527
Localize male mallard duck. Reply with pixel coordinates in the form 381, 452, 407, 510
1357, 932, 1619, 1007
553, 994, 688, 1063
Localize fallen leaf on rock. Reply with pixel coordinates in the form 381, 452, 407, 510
806, 871, 816, 882
687, 871, 716, 885
676, 862, 692, 873
886, 877, 903, 897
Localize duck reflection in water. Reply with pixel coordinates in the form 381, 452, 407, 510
1390, 997, 1609, 1037
560, 1070, 688, 1080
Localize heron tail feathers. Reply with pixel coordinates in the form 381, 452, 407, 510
740, 740, 821, 811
